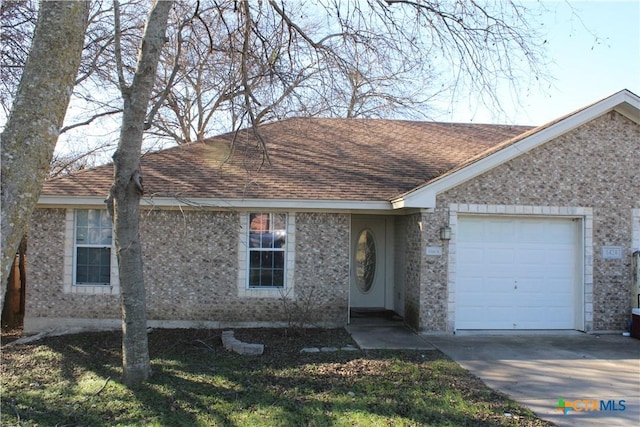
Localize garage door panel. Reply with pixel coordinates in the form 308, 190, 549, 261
456, 216, 579, 330
459, 306, 513, 328
486, 221, 516, 242
479, 277, 516, 292
519, 248, 547, 265
518, 223, 547, 243
458, 220, 485, 242
458, 247, 485, 264
487, 248, 516, 265
544, 308, 574, 324
514, 306, 544, 322
459, 218, 517, 243
485, 306, 513, 321
546, 250, 575, 266
518, 294, 571, 310
488, 277, 517, 291
545, 221, 576, 241
515, 278, 545, 295
459, 275, 514, 290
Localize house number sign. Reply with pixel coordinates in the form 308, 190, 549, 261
601, 246, 623, 260
426, 246, 443, 256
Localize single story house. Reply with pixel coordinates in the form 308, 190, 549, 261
26, 89, 640, 334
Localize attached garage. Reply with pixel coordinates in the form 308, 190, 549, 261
455, 216, 582, 330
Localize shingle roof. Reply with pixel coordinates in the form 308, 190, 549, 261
393, 89, 640, 200
42, 117, 532, 201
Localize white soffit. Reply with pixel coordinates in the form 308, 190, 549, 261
393, 90, 640, 210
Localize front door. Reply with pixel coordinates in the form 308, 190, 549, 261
350, 216, 386, 309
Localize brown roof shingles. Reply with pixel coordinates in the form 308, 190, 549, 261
42, 117, 532, 201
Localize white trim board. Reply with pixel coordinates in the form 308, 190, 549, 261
38, 195, 393, 212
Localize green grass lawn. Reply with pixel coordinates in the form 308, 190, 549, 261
1, 328, 552, 426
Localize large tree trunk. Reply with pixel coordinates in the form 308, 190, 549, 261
0, 1, 90, 308
107, 0, 173, 386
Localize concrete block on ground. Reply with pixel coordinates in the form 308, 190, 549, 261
221, 330, 264, 355
241, 343, 265, 355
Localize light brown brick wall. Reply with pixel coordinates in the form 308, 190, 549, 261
425, 111, 640, 331
417, 209, 450, 331
27, 209, 120, 319
293, 212, 350, 324
141, 210, 242, 321
394, 213, 423, 330
26, 210, 350, 330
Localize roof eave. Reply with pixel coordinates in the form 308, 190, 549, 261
37, 195, 395, 212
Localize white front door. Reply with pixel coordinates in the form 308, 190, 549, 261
350, 217, 386, 308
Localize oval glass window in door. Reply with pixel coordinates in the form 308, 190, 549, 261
355, 229, 376, 293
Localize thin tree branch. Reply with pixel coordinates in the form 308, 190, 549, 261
146, 13, 190, 128
112, 0, 128, 93
60, 109, 122, 134
240, 0, 271, 166
267, 0, 321, 49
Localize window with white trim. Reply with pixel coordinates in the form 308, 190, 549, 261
74, 209, 112, 285
248, 212, 287, 288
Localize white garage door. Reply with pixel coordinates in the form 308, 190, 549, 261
456, 216, 580, 330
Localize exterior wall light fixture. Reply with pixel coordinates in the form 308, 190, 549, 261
439, 225, 451, 241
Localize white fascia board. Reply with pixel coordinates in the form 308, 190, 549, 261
37, 195, 108, 207
391, 192, 435, 209
143, 197, 394, 212
37, 195, 393, 212
615, 100, 640, 123
394, 90, 640, 210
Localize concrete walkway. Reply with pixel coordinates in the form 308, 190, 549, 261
346, 319, 435, 350
425, 333, 640, 427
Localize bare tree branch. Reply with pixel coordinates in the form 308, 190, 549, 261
113, 0, 128, 93
60, 108, 122, 134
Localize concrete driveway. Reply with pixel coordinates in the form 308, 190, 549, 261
425, 333, 640, 426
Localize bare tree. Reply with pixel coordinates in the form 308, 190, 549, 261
0, 1, 124, 183
100, 0, 548, 386
0, 0, 37, 116
48, 142, 113, 178
2, 0, 550, 385
2, 1, 549, 153
143, 0, 546, 145
105, 0, 174, 385
1, 1, 121, 117
1, 1, 90, 306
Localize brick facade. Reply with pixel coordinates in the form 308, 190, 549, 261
417, 112, 640, 332
28, 209, 120, 319
293, 213, 350, 323
25, 210, 350, 332
25, 103, 639, 334
394, 214, 423, 330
